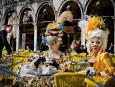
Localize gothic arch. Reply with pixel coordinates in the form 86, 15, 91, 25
84, 0, 115, 16
3, 8, 17, 25
58, 0, 83, 19
36, 2, 55, 51
19, 6, 35, 50
57, 0, 83, 47
19, 6, 35, 24
36, 2, 56, 23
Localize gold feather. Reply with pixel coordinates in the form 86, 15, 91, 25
85, 16, 104, 40
57, 11, 73, 24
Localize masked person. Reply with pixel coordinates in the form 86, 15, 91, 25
28, 22, 65, 70
20, 11, 73, 74
83, 16, 115, 86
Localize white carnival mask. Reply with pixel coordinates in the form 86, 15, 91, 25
91, 37, 103, 47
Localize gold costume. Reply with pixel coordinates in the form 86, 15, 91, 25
93, 52, 114, 75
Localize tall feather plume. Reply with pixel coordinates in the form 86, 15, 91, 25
57, 11, 73, 24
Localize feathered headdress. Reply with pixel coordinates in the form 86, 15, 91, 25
85, 16, 104, 39
83, 16, 109, 53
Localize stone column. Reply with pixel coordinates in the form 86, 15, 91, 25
16, 24, 20, 52
114, 18, 115, 55
0, 25, 4, 30
81, 28, 85, 46
34, 23, 37, 52
114, 6, 115, 55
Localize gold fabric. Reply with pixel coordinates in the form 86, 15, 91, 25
54, 72, 97, 87
93, 52, 114, 75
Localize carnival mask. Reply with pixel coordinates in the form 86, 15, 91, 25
90, 37, 103, 52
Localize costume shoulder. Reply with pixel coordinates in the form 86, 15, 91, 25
101, 52, 112, 59
101, 52, 113, 65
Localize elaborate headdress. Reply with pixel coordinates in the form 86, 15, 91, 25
45, 11, 73, 43
84, 16, 109, 53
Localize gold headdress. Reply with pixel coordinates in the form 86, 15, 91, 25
45, 11, 73, 36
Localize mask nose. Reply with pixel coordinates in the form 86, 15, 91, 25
93, 42, 97, 46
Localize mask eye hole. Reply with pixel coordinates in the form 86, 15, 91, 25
91, 41, 94, 43
96, 42, 100, 44
49, 39, 57, 45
